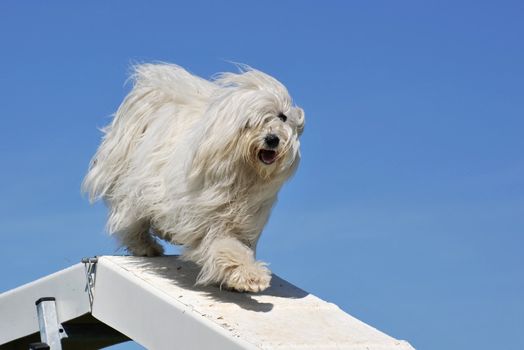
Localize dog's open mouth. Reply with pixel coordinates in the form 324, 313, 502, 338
258, 149, 277, 165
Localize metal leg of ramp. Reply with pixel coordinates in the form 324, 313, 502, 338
34, 298, 67, 350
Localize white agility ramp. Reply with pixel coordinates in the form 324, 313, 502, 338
0, 256, 415, 350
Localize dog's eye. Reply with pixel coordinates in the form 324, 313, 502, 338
278, 113, 287, 122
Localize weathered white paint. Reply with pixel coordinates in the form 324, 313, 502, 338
0, 256, 415, 350
94, 256, 415, 350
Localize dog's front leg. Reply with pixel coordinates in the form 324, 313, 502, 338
191, 236, 271, 292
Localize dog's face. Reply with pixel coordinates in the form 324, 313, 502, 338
239, 101, 304, 179
219, 70, 304, 180
190, 68, 304, 184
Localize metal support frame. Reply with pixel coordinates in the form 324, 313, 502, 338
34, 297, 67, 350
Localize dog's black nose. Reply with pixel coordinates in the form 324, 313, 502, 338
264, 134, 280, 148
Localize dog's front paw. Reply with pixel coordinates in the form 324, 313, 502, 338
224, 261, 271, 293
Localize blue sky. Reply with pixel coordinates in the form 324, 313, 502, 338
1, 1, 523, 349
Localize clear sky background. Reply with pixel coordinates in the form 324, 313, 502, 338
1, 1, 523, 349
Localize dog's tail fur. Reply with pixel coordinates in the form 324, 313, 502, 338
82, 64, 216, 203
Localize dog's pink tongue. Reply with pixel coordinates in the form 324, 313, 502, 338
259, 150, 277, 164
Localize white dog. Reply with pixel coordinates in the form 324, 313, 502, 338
83, 63, 304, 292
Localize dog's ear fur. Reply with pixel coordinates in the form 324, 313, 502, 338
187, 122, 247, 189
295, 107, 306, 136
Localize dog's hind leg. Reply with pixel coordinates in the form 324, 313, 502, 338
115, 220, 164, 257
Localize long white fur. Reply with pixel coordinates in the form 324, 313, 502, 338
83, 63, 304, 292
